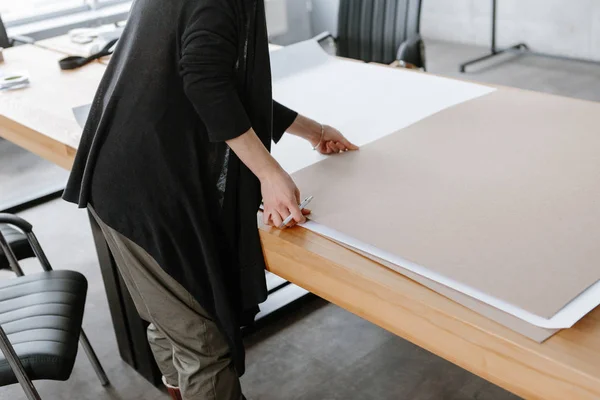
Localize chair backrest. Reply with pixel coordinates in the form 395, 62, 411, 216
336, 0, 422, 64
0, 15, 11, 48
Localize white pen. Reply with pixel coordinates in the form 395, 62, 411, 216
280, 196, 313, 228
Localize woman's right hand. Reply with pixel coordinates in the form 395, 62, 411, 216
260, 166, 306, 229
224, 127, 307, 228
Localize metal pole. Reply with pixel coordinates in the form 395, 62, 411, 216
491, 0, 497, 53
0, 229, 24, 277
80, 330, 110, 386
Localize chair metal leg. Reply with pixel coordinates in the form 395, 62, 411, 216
0, 228, 25, 277
0, 326, 41, 400
79, 330, 110, 386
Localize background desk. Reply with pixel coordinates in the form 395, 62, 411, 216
1, 43, 600, 399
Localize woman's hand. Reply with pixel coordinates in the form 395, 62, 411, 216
311, 124, 359, 155
286, 114, 359, 154
226, 128, 308, 229
260, 166, 308, 228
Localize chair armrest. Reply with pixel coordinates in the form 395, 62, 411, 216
0, 214, 33, 233
396, 34, 426, 70
0, 214, 53, 273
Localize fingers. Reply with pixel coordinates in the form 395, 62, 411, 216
320, 142, 332, 154
334, 141, 346, 152
270, 210, 284, 229
261, 170, 306, 229
265, 207, 308, 229
340, 137, 359, 150
321, 125, 359, 152
323, 141, 346, 153
320, 139, 358, 154
273, 204, 302, 229
288, 203, 306, 225
275, 201, 306, 229
294, 187, 301, 204
327, 141, 338, 153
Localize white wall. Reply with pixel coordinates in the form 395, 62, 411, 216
265, 0, 289, 37
421, 0, 600, 61
310, 0, 340, 37
270, 0, 312, 45
271, 0, 339, 45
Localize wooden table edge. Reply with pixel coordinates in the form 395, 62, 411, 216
259, 227, 600, 400
0, 115, 75, 170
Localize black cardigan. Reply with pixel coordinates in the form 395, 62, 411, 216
63, 0, 297, 375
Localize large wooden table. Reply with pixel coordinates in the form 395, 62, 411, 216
1, 42, 599, 400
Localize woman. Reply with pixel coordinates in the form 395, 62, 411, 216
64, 0, 356, 399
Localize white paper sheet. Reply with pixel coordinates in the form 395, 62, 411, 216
270, 40, 496, 173
72, 104, 92, 129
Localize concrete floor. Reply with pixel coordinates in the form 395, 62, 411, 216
0, 140, 67, 212
1, 40, 600, 399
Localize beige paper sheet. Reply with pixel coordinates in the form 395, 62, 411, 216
292, 89, 600, 319
340, 243, 557, 342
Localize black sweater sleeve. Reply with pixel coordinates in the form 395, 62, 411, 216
272, 100, 298, 143
179, 0, 251, 142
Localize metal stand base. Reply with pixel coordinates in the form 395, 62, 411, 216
459, 0, 600, 73
460, 43, 528, 73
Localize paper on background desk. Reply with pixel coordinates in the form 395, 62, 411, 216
73, 104, 92, 129
270, 40, 496, 173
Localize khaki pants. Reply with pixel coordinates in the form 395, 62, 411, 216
89, 207, 242, 400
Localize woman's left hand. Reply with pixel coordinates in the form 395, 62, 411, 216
310, 125, 359, 155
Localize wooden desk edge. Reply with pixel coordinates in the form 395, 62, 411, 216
0, 115, 75, 170
259, 227, 600, 400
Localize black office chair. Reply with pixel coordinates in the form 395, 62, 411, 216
0, 214, 109, 400
317, 0, 426, 69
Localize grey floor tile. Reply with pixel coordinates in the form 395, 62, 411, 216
0, 139, 68, 211
336, 339, 441, 400
270, 302, 395, 370
294, 371, 362, 400
323, 337, 518, 400
242, 330, 337, 400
